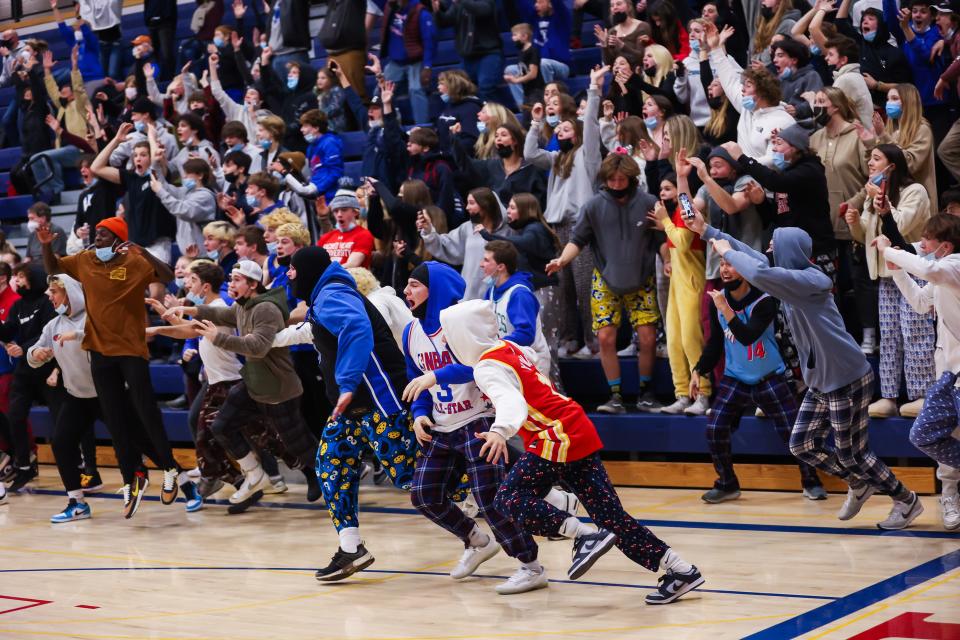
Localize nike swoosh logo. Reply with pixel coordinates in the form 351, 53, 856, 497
855, 489, 870, 501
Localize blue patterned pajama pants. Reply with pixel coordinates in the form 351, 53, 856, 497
878, 277, 937, 400
909, 371, 960, 470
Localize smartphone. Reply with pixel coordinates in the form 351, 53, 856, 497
839, 202, 848, 216
329, 60, 339, 72
679, 193, 696, 221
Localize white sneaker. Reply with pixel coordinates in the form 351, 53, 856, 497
229, 468, 272, 504
0, 484, 6, 505
939, 493, 959, 531
616, 343, 637, 357
495, 566, 549, 594
263, 477, 288, 494
661, 397, 692, 415
459, 492, 480, 519
877, 492, 924, 530
559, 490, 580, 516
683, 395, 710, 416
450, 535, 500, 580
186, 467, 201, 479
571, 345, 594, 359
837, 485, 876, 521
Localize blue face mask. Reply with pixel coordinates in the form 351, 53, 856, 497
187, 291, 206, 305
545, 114, 560, 126
304, 132, 317, 143
690, 39, 701, 53
174, 277, 185, 289
287, 76, 298, 90
741, 95, 757, 111
482, 275, 495, 288
870, 173, 884, 185
95, 245, 116, 262
476, 121, 487, 133
206, 248, 219, 260
772, 151, 790, 170
213, 36, 225, 48
55, 303, 68, 315
246, 194, 260, 207
259, 139, 271, 150
133, 120, 146, 133
182, 178, 197, 191
644, 116, 659, 130
863, 30, 877, 42
230, 142, 245, 152
266, 241, 278, 254
885, 101, 902, 119
779, 66, 793, 79
440, 93, 451, 103
809, 44, 821, 56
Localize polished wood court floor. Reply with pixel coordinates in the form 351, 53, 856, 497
0, 467, 958, 640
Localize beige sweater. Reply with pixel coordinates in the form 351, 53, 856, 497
810, 122, 870, 241
847, 122, 938, 215
849, 181, 930, 280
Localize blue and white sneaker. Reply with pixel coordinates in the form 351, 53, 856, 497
181, 481, 203, 513
50, 499, 91, 523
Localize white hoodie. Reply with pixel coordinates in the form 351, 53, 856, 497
26, 275, 96, 398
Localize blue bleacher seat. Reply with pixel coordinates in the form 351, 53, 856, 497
340, 131, 367, 160
0, 195, 34, 220
0, 147, 22, 171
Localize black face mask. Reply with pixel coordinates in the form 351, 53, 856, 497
722, 278, 744, 291
277, 254, 291, 266
707, 96, 724, 110
643, 64, 657, 77
496, 143, 514, 158
607, 184, 634, 199
558, 138, 575, 153
59, 97, 69, 107
469, 213, 483, 224
813, 106, 830, 126
508, 219, 526, 230
760, 6, 774, 19
827, 63, 838, 73
611, 11, 627, 24
513, 40, 524, 50
663, 198, 678, 212
191, 108, 205, 117
410, 299, 427, 319
224, 172, 238, 184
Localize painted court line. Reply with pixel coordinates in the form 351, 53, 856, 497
743, 548, 960, 639
0, 566, 838, 601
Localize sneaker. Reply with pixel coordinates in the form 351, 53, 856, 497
616, 343, 637, 357
571, 345, 594, 360
359, 461, 373, 481
636, 391, 661, 413
80, 471, 104, 493
181, 481, 203, 513
558, 490, 580, 516
0, 451, 14, 482
868, 398, 899, 419
164, 394, 188, 409
877, 492, 924, 530
683, 395, 710, 416
597, 393, 626, 414
373, 466, 388, 485
568, 529, 618, 580
303, 468, 322, 502
161, 468, 180, 505
264, 477, 288, 495
860, 329, 877, 355
315, 544, 375, 582
837, 485, 876, 521
186, 466, 201, 479
803, 485, 828, 501
661, 397, 693, 415
50, 499, 92, 523
226, 490, 264, 515
701, 488, 740, 503
122, 473, 149, 519
645, 566, 705, 605
197, 477, 224, 499
8, 466, 38, 492
495, 566, 549, 595
940, 493, 960, 531
0, 485, 6, 506
898, 398, 924, 418
450, 535, 500, 580
230, 468, 272, 504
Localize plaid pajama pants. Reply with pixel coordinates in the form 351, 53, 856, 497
494, 452, 669, 573
411, 417, 538, 563
789, 370, 902, 494
878, 277, 937, 400
909, 371, 960, 469
707, 374, 821, 491
195, 380, 242, 484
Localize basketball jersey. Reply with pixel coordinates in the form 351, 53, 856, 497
480, 342, 603, 463
488, 284, 551, 376
406, 320, 492, 432
718, 293, 785, 384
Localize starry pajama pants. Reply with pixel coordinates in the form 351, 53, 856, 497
909, 371, 960, 471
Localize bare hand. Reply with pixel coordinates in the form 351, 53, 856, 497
32, 346, 54, 362
193, 319, 219, 341
844, 207, 860, 227
413, 415, 434, 445
5, 343, 23, 358
476, 431, 508, 464
530, 102, 544, 122
545, 257, 563, 276
416, 209, 433, 233
57, 331, 78, 346
37, 223, 60, 245
182, 348, 198, 362
331, 391, 353, 420
711, 238, 732, 256
871, 234, 892, 254
402, 371, 437, 403
689, 371, 700, 400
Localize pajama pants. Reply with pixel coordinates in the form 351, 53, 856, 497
195, 380, 242, 485
708, 374, 821, 491
554, 221, 595, 349
665, 255, 708, 399
790, 370, 902, 494
317, 409, 418, 531
411, 417, 538, 563
909, 371, 960, 470
494, 452, 669, 573
878, 277, 937, 400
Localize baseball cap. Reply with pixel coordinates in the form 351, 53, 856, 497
232, 260, 263, 282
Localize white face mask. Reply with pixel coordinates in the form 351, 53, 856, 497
27, 220, 39, 233
934, 242, 953, 259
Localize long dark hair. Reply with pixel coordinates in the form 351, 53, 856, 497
649, 0, 682, 57
875, 143, 915, 209
468, 187, 503, 228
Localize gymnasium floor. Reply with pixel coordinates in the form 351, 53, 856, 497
0, 467, 957, 640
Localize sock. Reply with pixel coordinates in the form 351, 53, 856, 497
270, 475, 283, 483
339, 527, 361, 553
544, 488, 568, 511
638, 375, 652, 395
559, 515, 591, 539
607, 378, 622, 395
237, 452, 261, 475
659, 548, 692, 574
892, 483, 913, 503
522, 560, 543, 573
468, 525, 490, 548
177, 470, 192, 485
67, 489, 84, 502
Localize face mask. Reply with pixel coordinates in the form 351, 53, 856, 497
213, 36, 225, 48
870, 172, 884, 185
259, 139, 271, 150
469, 213, 483, 224
809, 44, 821, 56
337, 221, 357, 232
707, 96, 724, 110
245, 100, 258, 109
772, 151, 790, 170
760, 6, 774, 19
183, 178, 197, 191
934, 242, 952, 259
663, 198, 678, 211
277, 254, 291, 266
863, 30, 877, 42
482, 275, 496, 288
175, 277, 186, 288
74, 29, 84, 42
246, 194, 260, 207
722, 278, 743, 291
495, 143, 513, 158
304, 132, 317, 143
229, 142, 245, 153
369, 119, 383, 129
287, 76, 298, 90
133, 120, 146, 133
643, 64, 656, 76
557, 138, 575, 152
95, 245, 116, 262
643, 116, 658, 130
476, 121, 487, 133
206, 248, 219, 260
513, 39, 524, 50
508, 219, 525, 230
224, 172, 238, 184
611, 11, 627, 25
187, 292, 206, 305
266, 241, 278, 253
27, 220, 39, 232
259, 40, 267, 49
440, 93, 451, 104
607, 185, 632, 199
690, 39, 701, 53
545, 114, 560, 126
779, 66, 793, 79
55, 303, 68, 315
125, 86, 137, 100
271, 171, 283, 179
885, 101, 902, 119
191, 108, 205, 118
813, 106, 829, 126
741, 95, 757, 111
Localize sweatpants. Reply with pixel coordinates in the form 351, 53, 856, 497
494, 452, 669, 573
790, 370, 903, 495
317, 409, 417, 531
554, 221, 595, 349
51, 395, 100, 493
878, 277, 936, 400
909, 371, 960, 471
665, 253, 708, 399
7, 367, 63, 467
90, 352, 179, 484
708, 374, 821, 491
411, 417, 538, 563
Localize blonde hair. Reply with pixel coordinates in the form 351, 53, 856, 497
257, 114, 286, 142
885, 83, 927, 150
820, 87, 858, 123
511, 23, 533, 38
438, 69, 477, 103
202, 221, 236, 243
474, 102, 522, 159
754, 0, 793, 55
704, 91, 730, 140
260, 209, 301, 231
275, 222, 310, 247
347, 267, 379, 296
665, 115, 701, 170
643, 44, 675, 100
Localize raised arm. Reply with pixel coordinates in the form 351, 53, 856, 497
91, 121, 132, 184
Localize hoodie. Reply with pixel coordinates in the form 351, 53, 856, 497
832, 63, 874, 127
780, 64, 823, 120
440, 299, 603, 463
836, 15, 913, 106
485, 271, 551, 376
0, 265, 57, 375
704, 225, 871, 393
402, 262, 489, 431
26, 275, 96, 398
294, 247, 408, 417
154, 176, 217, 253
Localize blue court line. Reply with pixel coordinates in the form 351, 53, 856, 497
0, 566, 837, 601
743, 548, 960, 639
24, 488, 960, 540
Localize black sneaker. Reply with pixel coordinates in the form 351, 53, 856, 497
226, 489, 264, 515
0, 451, 14, 482
303, 468, 322, 502
568, 529, 618, 580
636, 391, 662, 413
122, 473, 149, 519
315, 544, 375, 582
8, 466, 38, 492
645, 566, 705, 604
373, 466, 388, 485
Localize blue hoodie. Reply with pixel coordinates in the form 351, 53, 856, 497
402, 262, 474, 420
307, 133, 345, 203
485, 271, 541, 347
519, 0, 571, 65
704, 225, 871, 393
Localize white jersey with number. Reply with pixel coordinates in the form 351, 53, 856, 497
406, 321, 493, 433
491, 284, 551, 376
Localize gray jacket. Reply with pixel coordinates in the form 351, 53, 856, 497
154, 176, 216, 252
781, 64, 823, 120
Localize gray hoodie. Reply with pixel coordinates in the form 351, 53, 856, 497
26, 274, 97, 399
781, 64, 823, 120
704, 225, 871, 393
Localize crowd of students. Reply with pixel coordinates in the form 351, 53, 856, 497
0, 0, 958, 601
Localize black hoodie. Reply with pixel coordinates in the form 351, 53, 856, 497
836, 12, 913, 105
0, 265, 56, 375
